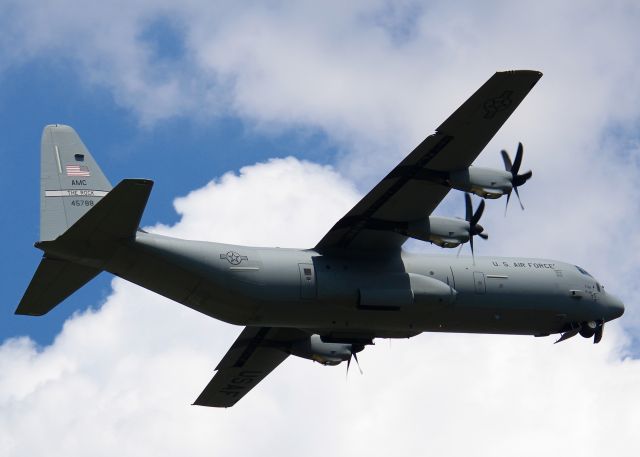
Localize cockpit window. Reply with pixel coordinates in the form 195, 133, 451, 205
575, 266, 593, 277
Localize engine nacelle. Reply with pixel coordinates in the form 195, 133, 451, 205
406, 216, 470, 248
449, 167, 513, 199
289, 335, 354, 366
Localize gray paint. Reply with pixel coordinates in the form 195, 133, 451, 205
26, 226, 623, 337
40, 125, 112, 241
105, 235, 623, 337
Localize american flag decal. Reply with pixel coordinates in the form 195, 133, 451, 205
65, 164, 91, 177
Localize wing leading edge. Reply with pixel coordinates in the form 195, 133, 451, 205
315, 70, 542, 252
194, 326, 307, 408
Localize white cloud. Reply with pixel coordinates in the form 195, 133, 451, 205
1, 158, 640, 456
3, 1, 639, 142
152, 157, 359, 247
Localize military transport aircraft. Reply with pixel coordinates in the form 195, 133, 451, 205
17, 70, 625, 407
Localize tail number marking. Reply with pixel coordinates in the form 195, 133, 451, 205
71, 200, 95, 207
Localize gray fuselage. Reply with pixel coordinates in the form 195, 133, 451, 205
99, 232, 624, 341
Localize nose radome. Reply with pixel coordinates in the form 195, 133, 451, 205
605, 294, 625, 321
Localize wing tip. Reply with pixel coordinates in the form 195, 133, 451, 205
43, 123, 75, 133
15, 308, 47, 316
192, 397, 234, 408
496, 69, 543, 75
495, 69, 543, 84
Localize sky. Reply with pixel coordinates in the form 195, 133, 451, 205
1, 1, 640, 455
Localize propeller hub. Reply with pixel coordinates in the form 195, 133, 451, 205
472, 223, 484, 236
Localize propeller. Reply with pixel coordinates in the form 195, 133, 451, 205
554, 325, 580, 344
594, 320, 604, 344
501, 142, 532, 213
554, 320, 605, 344
346, 344, 364, 377
465, 193, 488, 261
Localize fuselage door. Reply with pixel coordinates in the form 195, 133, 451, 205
473, 272, 486, 294
298, 263, 316, 299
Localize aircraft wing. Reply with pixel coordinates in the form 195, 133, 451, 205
193, 326, 306, 408
315, 70, 542, 252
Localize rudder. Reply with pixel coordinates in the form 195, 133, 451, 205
40, 125, 112, 241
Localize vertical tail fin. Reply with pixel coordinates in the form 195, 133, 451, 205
17, 125, 151, 317
40, 125, 112, 241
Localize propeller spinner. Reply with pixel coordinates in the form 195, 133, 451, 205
501, 142, 532, 213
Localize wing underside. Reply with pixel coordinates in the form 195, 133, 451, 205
315, 70, 542, 252
194, 326, 306, 408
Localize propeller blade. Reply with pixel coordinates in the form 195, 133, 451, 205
512, 142, 523, 175
463, 193, 487, 261
594, 321, 604, 344
513, 170, 532, 187
465, 193, 472, 222
501, 150, 512, 172
353, 351, 363, 375
504, 190, 512, 216
554, 328, 580, 344
346, 353, 352, 379
513, 185, 525, 210
471, 199, 485, 226
502, 143, 530, 214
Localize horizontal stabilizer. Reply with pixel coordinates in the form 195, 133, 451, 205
17, 179, 153, 316
15, 257, 100, 316
60, 179, 153, 241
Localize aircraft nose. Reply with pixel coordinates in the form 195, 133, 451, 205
604, 293, 625, 321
